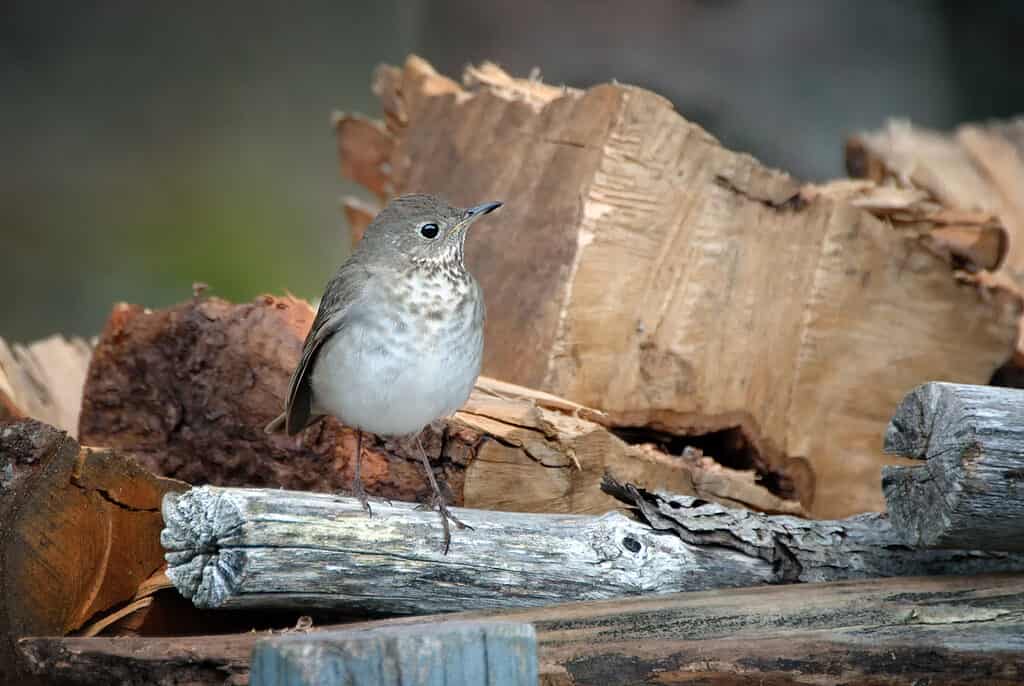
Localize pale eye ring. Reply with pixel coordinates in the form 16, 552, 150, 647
420, 222, 440, 239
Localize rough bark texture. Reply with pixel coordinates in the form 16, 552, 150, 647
0, 335, 93, 436
250, 621, 538, 686
20, 573, 1024, 686
160, 484, 1023, 614
78, 295, 804, 516
882, 382, 1024, 551
0, 420, 185, 685
336, 56, 1021, 518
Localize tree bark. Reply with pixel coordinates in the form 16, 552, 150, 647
336, 56, 1021, 518
78, 295, 805, 517
160, 484, 1023, 613
883, 382, 1024, 551
20, 573, 1024, 685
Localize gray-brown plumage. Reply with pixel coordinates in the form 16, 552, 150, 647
266, 193, 502, 552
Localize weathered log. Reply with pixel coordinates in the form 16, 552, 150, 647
161, 484, 1023, 614
79, 295, 805, 517
882, 382, 1024, 551
337, 56, 1021, 518
20, 573, 1024, 685
0, 335, 93, 436
250, 621, 537, 686
0, 420, 185, 685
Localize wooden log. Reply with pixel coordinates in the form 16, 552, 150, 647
160, 484, 1023, 613
339, 56, 1022, 518
19, 573, 1024, 685
250, 621, 537, 686
0, 419, 185, 685
847, 117, 1024, 281
882, 382, 1024, 551
79, 295, 806, 517
0, 335, 93, 436
809, 180, 1008, 272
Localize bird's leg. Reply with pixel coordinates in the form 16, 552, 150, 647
414, 432, 469, 555
351, 429, 372, 516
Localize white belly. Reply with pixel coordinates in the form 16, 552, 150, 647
309, 315, 483, 437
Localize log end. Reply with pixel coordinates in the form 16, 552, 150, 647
161, 487, 246, 609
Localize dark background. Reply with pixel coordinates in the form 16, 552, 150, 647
4, 1, 1023, 342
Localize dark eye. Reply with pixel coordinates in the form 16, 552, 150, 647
420, 223, 440, 239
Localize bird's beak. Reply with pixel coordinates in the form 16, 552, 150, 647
467, 201, 503, 217
451, 201, 503, 237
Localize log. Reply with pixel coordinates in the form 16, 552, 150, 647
810, 180, 1008, 272
0, 335, 93, 436
250, 621, 537, 686
0, 419, 185, 685
160, 484, 1023, 613
847, 117, 1024, 281
337, 56, 1021, 518
20, 573, 1024, 685
79, 295, 805, 517
882, 382, 1024, 551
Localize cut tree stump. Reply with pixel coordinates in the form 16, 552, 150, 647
20, 573, 1024, 685
883, 382, 1024, 551
336, 56, 1021, 518
250, 621, 538, 686
160, 484, 1023, 614
0, 419, 185, 685
79, 295, 805, 517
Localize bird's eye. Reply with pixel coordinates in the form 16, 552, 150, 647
420, 223, 440, 239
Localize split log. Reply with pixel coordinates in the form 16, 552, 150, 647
79, 295, 804, 517
883, 382, 1024, 551
810, 180, 1008, 272
160, 484, 1023, 614
0, 335, 93, 436
847, 117, 1024, 281
20, 573, 1024, 685
0, 419, 185, 685
250, 621, 537, 686
337, 56, 1021, 518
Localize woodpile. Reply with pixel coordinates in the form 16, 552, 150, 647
4, 57, 1024, 685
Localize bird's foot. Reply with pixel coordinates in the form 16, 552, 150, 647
346, 480, 391, 516
435, 495, 470, 555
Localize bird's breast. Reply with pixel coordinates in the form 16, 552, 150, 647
309, 269, 484, 436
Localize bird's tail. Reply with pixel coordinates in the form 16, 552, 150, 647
264, 413, 287, 434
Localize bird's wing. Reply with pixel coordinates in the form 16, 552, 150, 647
277, 260, 370, 435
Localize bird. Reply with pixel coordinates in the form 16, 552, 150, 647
265, 193, 502, 552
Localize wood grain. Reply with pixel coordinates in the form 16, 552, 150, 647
21, 573, 1024, 685
160, 485, 1024, 613
250, 621, 537, 686
0, 420, 185, 685
883, 382, 1024, 551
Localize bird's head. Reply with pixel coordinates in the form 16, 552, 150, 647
359, 193, 503, 267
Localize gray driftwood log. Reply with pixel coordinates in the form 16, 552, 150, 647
19, 573, 1024, 685
883, 382, 1024, 551
161, 484, 1024, 613
250, 621, 537, 686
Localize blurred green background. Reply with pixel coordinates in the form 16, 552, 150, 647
3, 1, 1023, 342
